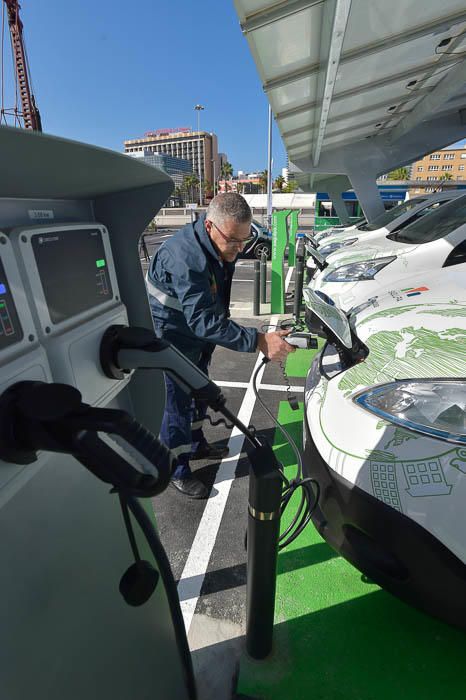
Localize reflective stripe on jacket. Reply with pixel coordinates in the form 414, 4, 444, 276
147, 215, 258, 359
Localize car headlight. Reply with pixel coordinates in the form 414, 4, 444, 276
323, 256, 395, 282
354, 379, 466, 445
319, 238, 358, 256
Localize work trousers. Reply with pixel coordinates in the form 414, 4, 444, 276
160, 351, 211, 480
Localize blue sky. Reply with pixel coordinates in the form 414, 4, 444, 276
4, 0, 287, 175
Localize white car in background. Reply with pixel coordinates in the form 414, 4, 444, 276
302, 270, 466, 628
313, 190, 465, 258
306, 192, 466, 312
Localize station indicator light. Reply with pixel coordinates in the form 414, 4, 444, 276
96, 259, 106, 268
0, 283, 6, 295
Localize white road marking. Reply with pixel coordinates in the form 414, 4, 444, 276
213, 379, 304, 393
177, 268, 295, 633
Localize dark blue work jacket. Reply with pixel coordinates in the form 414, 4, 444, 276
147, 215, 258, 362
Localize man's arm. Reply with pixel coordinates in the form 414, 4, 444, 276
171, 255, 294, 360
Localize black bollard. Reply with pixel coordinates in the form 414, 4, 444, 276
246, 442, 282, 659
260, 250, 267, 304
293, 257, 305, 321
253, 259, 260, 315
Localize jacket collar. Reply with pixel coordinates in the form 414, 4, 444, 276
195, 213, 223, 265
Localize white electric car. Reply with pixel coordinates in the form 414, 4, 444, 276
302, 270, 466, 628
311, 190, 465, 258
306, 192, 466, 312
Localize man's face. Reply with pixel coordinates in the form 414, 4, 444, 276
205, 218, 253, 262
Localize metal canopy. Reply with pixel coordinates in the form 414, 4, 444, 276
234, 0, 466, 219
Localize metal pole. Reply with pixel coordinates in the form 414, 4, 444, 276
253, 260, 260, 315
246, 442, 282, 659
293, 257, 304, 321
212, 159, 216, 196
194, 104, 204, 206
260, 250, 267, 304
266, 105, 273, 230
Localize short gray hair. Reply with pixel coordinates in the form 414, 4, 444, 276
206, 193, 252, 226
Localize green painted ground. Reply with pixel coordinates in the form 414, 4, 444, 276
237, 400, 466, 699
285, 344, 323, 377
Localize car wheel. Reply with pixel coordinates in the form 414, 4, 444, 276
254, 242, 271, 260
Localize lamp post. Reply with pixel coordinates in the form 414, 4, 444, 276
194, 104, 204, 206
212, 158, 217, 197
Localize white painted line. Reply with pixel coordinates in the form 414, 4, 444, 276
213, 379, 304, 393
214, 380, 249, 389
177, 346, 269, 632
232, 279, 254, 283
177, 267, 295, 633
260, 383, 304, 393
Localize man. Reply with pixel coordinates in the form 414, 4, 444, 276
147, 192, 294, 498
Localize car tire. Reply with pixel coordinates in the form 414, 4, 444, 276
254, 242, 271, 260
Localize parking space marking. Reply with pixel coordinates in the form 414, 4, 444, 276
177, 266, 295, 633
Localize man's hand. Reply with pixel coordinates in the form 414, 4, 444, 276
257, 330, 296, 362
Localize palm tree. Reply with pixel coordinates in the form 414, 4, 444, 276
183, 174, 200, 203
236, 181, 244, 194
440, 172, 453, 181
283, 179, 298, 193
259, 169, 268, 194
273, 175, 285, 191
220, 161, 233, 191
387, 167, 409, 180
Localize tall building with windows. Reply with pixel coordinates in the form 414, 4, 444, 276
124, 128, 220, 189
128, 149, 192, 189
410, 146, 466, 194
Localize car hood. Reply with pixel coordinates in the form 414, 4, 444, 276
339, 267, 466, 389
324, 237, 410, 268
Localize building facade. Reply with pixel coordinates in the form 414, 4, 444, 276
128, 150, 192, 189
410, 147, 466, 194
124, 128, 220, 190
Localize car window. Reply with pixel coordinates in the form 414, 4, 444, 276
443, 239, 466, 267
390, 200, 449, 232
358, 197, 427, 231
391, 195, 466, 244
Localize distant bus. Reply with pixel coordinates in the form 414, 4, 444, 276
314, 184, 408, 231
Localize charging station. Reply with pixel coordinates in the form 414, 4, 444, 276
0, 125, 195, 699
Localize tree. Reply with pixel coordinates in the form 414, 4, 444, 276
259, 169, 268, 194
273, 175, 285, 191
220, 161, 233, 181
173, 186, 184, 206
283, 179, 298, 193
204, 179, 214, 198
387, 167, 409, 180
183, 174, 199, 203
236, 181, 244, 194
440, 172, 453, 181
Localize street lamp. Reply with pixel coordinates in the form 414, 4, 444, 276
211, 158, 217, 197
194, 104, 204, 206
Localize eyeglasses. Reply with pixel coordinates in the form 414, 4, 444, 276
209, 221, 254, 248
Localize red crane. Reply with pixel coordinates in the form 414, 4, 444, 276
1, 0, 41, 130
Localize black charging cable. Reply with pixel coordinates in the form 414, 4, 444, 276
252, 357, 320, 549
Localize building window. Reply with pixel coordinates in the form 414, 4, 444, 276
416, 177, 422, 181
425, 187, 435, 193
444, 153, 455, 159
428, 165, 439, 171
459, 165, 465, 171
417, 166, 423, 172
427, 176, 438, 181
461, 153, 466, 159
441, 165, 453, 170
429, 154, 441, 160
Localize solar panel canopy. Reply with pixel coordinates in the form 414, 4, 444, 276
234, 0, 466, 216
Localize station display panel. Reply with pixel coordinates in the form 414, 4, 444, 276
0, 256, 23, 349
31, 228, 113, 324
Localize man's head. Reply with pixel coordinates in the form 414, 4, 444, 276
205, 193, 253, 262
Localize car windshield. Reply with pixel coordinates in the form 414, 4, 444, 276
391, 193, 466, 244
358, 197, 427, 231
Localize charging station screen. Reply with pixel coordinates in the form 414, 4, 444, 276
0, 257, 23, 349
32, 228, 113, 324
